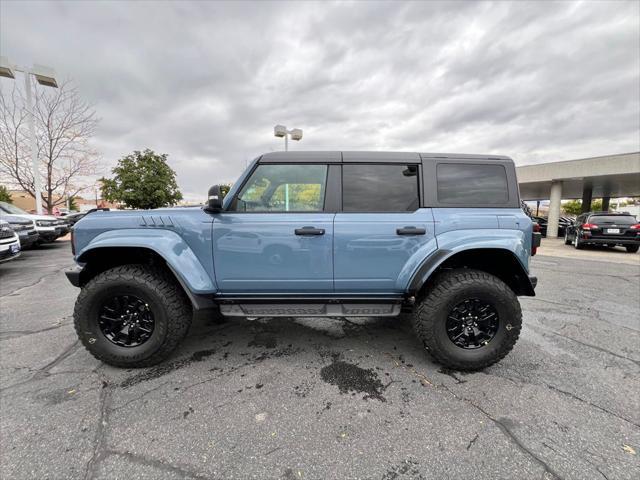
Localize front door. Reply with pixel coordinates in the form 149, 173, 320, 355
334, 163, 437, 293
212, 163, 333, 293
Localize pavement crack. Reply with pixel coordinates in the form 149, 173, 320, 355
1, 265, 74, 297
0, 319, 72, 341
0, 341, 81, 393
84, 376, 113, 480
545, 384, 640, 428
466, 433, 479, 450
542, 328, 640, 367
106, 450, 213, 479
385, 356, 563, 479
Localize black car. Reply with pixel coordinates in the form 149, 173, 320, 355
565, 212, 640, 253
532, 216, 572, 237
64, 208, 110, 227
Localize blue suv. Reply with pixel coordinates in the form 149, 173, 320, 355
67, 151, 539, 370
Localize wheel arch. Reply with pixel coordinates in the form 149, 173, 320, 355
76, 245, 217, 311
409, 248, 535, 297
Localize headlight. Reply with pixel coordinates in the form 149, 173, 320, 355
36, 220, 55, 227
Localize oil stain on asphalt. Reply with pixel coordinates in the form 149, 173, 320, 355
320, 359, 387, 401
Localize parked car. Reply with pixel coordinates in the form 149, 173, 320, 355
64, 208, 110, 227
67, 151, 540, 371
0, 201, 68, 243
565, 211, 640, 252
0, 214, 39, 249
532, 215, 572, 237
0, 219, 21, 263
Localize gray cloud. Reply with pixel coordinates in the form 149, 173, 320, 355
1, 0, 638, 200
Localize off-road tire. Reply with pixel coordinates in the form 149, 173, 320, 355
626, 245, 639, 253
412, 269, 522, 371
73, 264, 192, 368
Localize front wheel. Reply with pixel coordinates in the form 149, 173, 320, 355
412, 269, 522, 371
626, 245, 639, 253
73, 264, 192, 368
564, 230, 572, 245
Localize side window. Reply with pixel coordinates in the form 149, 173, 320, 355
437, 163, 509, 205
231, 164, 328, 212
342, 164, 419, 212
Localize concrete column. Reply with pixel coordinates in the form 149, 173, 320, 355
581, 183, 593, 213
602, 196, 610, 211
547, 180, 563, 238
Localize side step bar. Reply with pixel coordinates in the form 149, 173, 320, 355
216, 295, 405, 317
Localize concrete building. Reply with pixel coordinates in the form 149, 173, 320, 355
517, 152, 640, 237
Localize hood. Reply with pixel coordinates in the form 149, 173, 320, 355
0, 213, 59, 222
0, 215, 34, 226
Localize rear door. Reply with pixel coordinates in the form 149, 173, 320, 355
213, 163, 334, 293
334, 161, 437, 293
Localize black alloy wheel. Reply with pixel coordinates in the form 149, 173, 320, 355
446, 298, 499, 349
98, 294, 155, 347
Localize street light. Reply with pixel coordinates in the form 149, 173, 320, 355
274, 124, 303, 151
0, 56, 59, 214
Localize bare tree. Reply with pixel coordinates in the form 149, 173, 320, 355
0, 79, 99, 213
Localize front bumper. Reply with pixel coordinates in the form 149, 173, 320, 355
18, 230, 39, 247
65, 266, 82, 287
0, 238, 21, 263
528, 275, 538, 290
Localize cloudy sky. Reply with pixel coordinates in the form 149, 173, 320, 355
1, 0, 639, 201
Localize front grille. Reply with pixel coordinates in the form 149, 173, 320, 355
0, 228, 14, 239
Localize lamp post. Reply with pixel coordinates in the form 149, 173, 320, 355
0, 57, 59, 215
274, 125, 303, 151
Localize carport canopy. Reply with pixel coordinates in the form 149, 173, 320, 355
516, 152, 640, 237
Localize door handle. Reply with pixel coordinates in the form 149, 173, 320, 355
295, 226, 325, 236
396, 226, 426, 235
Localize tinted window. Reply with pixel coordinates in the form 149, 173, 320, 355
231, 164, 327, 212
342, 164, 419, 212
589, 215, 637, 225
437, 164, 508, 204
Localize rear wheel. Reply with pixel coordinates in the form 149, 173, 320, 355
412, 269, 522, 371
573, 233, 584, 249
626, 245, 639, 253
73, 264, 192, 367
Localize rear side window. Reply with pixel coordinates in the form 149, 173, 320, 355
342, 164, 419, 212
437, 164, 508, 205
589, 215, 637, 225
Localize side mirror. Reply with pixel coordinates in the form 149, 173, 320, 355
205, 185, 224, 213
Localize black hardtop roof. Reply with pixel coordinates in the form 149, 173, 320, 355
258, 151, 512, 164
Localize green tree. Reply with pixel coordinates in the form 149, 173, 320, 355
0, 185, 12, 203
562, 199, 616, 215
101, 149, 182, 209
68, 195, 79, 212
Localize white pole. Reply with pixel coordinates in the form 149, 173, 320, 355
24, 72, 44, 214
284, 133, 288, 151
285, 184, 289, 211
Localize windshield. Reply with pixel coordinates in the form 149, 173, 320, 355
0, 201, 30, 215
589, 215, 637, 225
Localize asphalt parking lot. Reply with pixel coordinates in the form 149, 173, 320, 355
1, 239, 639, 480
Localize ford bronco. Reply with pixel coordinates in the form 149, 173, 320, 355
66, 151, 540, 370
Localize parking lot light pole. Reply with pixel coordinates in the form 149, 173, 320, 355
273, 125, 303, 152
0, 57, 59, 215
